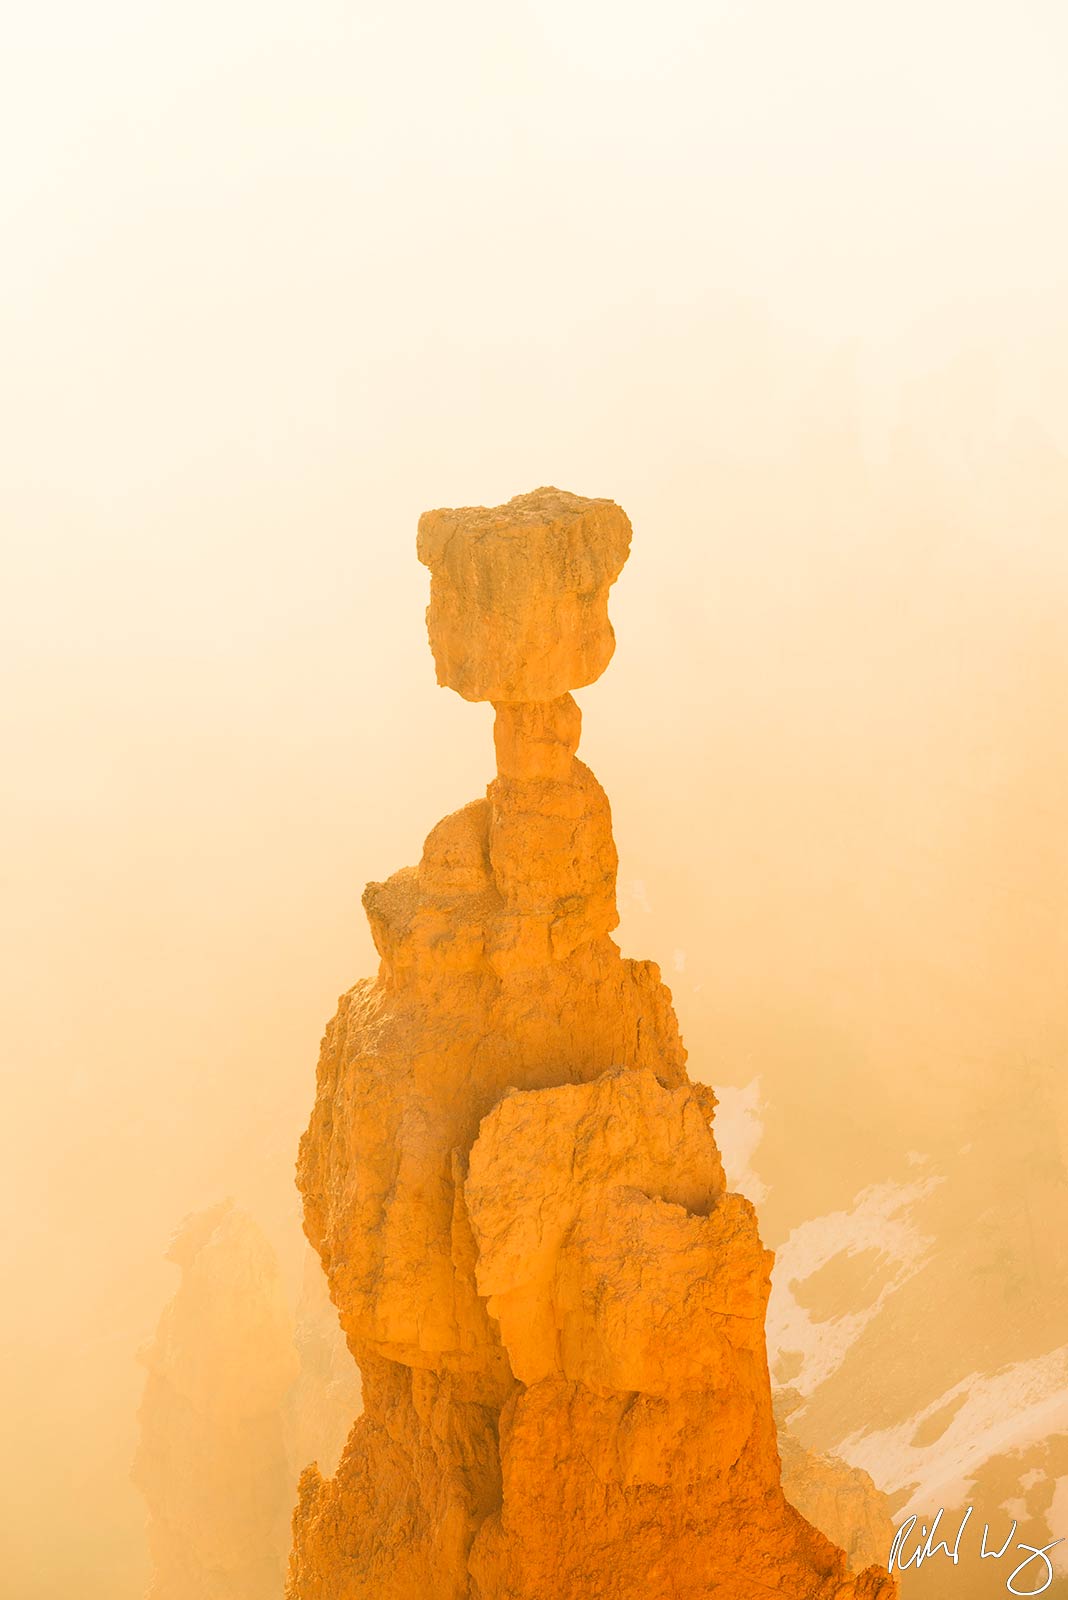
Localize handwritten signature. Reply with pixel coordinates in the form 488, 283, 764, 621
889, 1507, 1063, 1595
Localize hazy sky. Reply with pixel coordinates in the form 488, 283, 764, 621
2, 4, 1067, 1597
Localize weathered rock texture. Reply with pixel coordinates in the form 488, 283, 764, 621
288, 487, 896, 1599
133, 1201, 300, 1600
416, 486, 630, 702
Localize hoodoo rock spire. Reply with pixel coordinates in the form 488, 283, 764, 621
287, 487, 895, 1600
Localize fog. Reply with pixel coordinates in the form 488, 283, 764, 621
2, 3, 1066, 1594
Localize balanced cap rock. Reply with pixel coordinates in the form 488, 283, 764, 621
416, 486, 631, 702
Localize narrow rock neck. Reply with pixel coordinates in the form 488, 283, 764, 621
491, 693, 582, 781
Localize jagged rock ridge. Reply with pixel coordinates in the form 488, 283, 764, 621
287, 487, 897, 1599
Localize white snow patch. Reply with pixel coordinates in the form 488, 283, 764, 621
765, 1175, 943, 1394
837, 1346, 1068, 1529
713, 1078, 768, 1206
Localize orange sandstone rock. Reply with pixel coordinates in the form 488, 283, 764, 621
416, 486, 631, 702
288, 487, 896, 1600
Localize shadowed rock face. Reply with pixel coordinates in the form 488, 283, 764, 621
132, 1202, 300, 1600
288, 487, 897, 1600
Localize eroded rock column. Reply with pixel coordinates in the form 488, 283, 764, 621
288, 487, 896, 1600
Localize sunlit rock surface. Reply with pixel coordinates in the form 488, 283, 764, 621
288, 488, 896, 1599
416, 486, 631, 702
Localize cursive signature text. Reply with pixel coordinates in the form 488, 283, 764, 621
889, 1506, 1063, 1596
